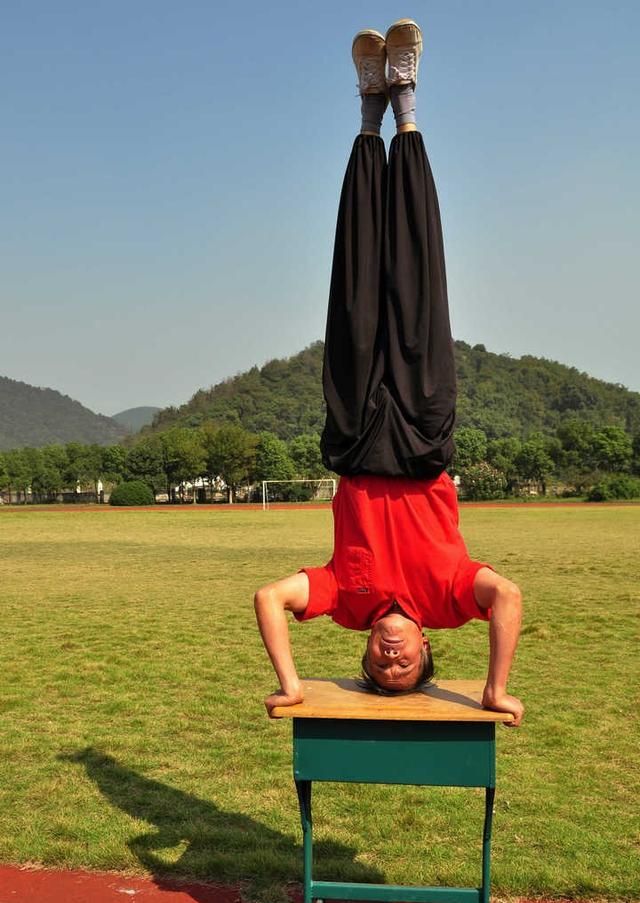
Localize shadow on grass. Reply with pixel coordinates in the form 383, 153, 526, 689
59, 747, 383, 903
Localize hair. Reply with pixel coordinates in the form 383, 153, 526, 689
358, 645, 435, 696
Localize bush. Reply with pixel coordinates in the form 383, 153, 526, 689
587, 474, 640, 502
281, 483, 315, 502
109, 480, 155, 506
265, 483, 315, 502
459, 462, 507, 501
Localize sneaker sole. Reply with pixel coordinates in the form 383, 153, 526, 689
385, 18, 423, 48
352, 28, 385, 55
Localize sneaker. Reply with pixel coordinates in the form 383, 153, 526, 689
385, 19, 423, 87
352, 29, 386, 95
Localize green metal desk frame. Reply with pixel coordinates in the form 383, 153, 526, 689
272, 679, 511, 903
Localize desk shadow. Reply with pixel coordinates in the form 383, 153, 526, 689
59, 747, 383, 903
422, 684, 484, 708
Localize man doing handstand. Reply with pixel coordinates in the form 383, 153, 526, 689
255, 20, 524, 726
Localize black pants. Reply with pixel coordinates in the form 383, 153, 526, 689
321, 131, 457, 479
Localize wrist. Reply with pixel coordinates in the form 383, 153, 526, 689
282, 676, 301, 696
483, 682, 507, 701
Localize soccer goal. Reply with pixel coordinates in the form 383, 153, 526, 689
262, 478, 337, 510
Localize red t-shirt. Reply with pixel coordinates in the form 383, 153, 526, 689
296, 472, 491, 631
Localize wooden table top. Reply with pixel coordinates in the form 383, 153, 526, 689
270, 678, 513, 723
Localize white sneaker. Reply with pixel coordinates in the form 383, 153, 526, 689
385, 19, 423, 87
352, 29, 386, 95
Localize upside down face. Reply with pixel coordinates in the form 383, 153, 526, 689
365, 610, 428, 692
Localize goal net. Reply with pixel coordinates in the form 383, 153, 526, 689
262, 478, 337, 510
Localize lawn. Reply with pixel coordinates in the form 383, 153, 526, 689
0, 505, 638, 901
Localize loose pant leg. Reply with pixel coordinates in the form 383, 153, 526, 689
321, 131, 456, 479
379, 130, 457, 477
320, 135, 387, 474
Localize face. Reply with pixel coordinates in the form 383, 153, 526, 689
366, 611, 425, 692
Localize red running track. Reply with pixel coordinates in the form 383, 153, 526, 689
0, 866, 247, 903
0, 867, 577, 903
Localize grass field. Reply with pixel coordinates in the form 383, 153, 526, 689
0, 504, 638, 901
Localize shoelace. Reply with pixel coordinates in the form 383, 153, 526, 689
388, 49, 416, 83
358, 56, 385, 91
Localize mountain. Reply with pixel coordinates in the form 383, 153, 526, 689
146, 340, 640, 441
112, 406, 161, 433
454, 342, 640, 437
148, 342, 325, 439
0, 376, 128, 450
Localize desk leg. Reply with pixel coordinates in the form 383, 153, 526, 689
481, 787, 495, 903
295, 779, 313, 903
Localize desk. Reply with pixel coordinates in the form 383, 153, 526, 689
271, 678, 512, 903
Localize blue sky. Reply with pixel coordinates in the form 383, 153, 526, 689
2, 1, 639, 415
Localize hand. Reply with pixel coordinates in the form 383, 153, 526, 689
264, 687, 304, 716
482, 686, 524, 727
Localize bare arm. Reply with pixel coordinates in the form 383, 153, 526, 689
474, 567, 524, 727
254, 572, 310, 715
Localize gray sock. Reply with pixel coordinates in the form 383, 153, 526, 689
360, 93, 387, 135
390, 84, 416, 127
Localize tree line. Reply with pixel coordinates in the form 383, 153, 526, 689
0, 427, 328, 504
453, 420, 640, 500
1, 416, 640, 504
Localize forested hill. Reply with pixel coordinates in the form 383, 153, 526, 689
148, 340, 640, 440
0, 376, 128, 450
112, 406, 161, 433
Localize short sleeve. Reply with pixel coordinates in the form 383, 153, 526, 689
451, 559, 493, 624
294, 564, 338, 622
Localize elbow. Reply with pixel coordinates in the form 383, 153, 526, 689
490, 579, 522, 618
505, 581, 522, 609
254, 587, 268, 615
254, 585, 279, 616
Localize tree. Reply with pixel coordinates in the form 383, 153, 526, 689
4, 449, 32, 503
632, 434, 640, 476
556, 418, 597, 491
158, 428, 206, 501
515, 435, 555, 494
78, 444, 104, 498
102, 445, 127, 485
288, 433, 328, 479
590, 426, 633, 473
554, 379, 597, 413
42, 445, 68, 488
557, 418, 595, 468
30, 446, 64, 501
126, 437, 165, 496
20, 448, 45, 501
543, 435, 563, 467
486, 437, 521, 493
453, 427, 487, 471
202, 424, 257, 503
63, 442, 101, 493
254, 432, 295, 482
0, 454, 9, 494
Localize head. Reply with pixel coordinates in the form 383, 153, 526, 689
361, 608, 434, 695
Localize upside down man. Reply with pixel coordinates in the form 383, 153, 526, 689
255, 20, 524, 726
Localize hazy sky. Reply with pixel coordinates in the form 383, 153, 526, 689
2, 1, 639, 415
